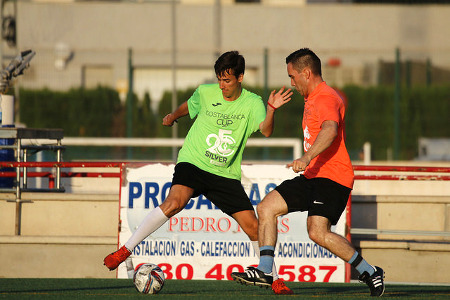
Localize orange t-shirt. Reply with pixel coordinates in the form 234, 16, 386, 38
302, 82, 354, 189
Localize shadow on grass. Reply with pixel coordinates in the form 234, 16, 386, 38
0, 278, 133, 295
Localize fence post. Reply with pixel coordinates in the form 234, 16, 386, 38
393, 48, 401, 160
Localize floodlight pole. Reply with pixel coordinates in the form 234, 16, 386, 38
171, 0, 178, 162
127, 48, 134, 159
393, 48, 400, 161
263, 48, 269, 101
0, 0, 3, 69
214, 0, 222, 59
263, 48, 269, 160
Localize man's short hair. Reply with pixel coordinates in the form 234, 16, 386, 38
214, 51, 245, 78
286, 48, 322, 76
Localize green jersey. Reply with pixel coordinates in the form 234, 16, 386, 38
177, 84, 266, 180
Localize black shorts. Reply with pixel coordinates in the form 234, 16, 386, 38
171, 162, 254, 216
275, 175, 351, 225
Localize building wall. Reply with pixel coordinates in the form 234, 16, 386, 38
11, 2, 450, 103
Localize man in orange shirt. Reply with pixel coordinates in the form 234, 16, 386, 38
231, 48, 385, 297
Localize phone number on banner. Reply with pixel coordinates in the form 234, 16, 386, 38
157, 263, 339, 282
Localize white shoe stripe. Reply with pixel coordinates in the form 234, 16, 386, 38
244, 268, 272, 279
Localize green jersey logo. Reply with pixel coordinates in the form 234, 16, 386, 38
206, 129, 235, 157
205, 129, 235, 166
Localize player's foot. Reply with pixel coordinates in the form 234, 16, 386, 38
272, 278, 294, 295
103, 245, 131, 270
230, 266, 273, 288
359, 266, 385, 297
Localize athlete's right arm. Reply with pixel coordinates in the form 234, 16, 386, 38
162, 101, 189, 127
259, 87, 293, 137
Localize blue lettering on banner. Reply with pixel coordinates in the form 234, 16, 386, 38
131, 240, 253, 257
249, 183, 261, 205
128, 182, 142, 208
128, 182, 277, 209
184, 198, 195, 210
161, 182, 171, 201
145, 182, 160, 208
133, 240, 177, 256
129, 182, 161, 208
276, 242, 337, 259
265, 183, 277, 195
200, 241, 251, 257
179, 240, 195, 256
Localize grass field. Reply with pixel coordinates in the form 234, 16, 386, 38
1, 279, 449, 299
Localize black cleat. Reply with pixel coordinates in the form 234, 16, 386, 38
231, 266, 273, 288
359, 266, 385, 297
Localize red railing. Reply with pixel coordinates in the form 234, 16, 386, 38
1, 162, 449, 188
353, 165, 450, 172
0, 161, 125, 168
1, 162, 449, 174
0, 162, 124, 189
353, 165, 450, 181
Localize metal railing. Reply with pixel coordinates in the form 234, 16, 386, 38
62, 137, 303, 160
350, 228, 450, 237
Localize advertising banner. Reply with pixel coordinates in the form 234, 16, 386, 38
118, 163, 347, 282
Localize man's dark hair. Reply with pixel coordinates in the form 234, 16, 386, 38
214, 51, 245, 78
286, 48, 322, 76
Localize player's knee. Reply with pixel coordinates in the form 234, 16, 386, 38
245, 218, 259, 232
247, 230, 258, 241
256, 201, 271, 219
308, 228, 325, 246
160, 198, 185, 217
256, 203, 264, 216
246, 227, 258, 241
241, 221, 258, 241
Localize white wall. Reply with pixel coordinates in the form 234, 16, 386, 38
12, 2, 450, 102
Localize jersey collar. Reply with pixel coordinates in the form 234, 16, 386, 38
305, 81, 326, 102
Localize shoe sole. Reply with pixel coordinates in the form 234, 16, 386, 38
379, 285, 385, 297
378, 271, 385, 297
371, 269, 385, 297
230, 274, 271, 288
103, 262, 118, 271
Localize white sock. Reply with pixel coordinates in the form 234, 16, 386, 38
250, 240, 278, 280
125, 206, 169, 251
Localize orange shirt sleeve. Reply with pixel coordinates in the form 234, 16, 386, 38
315, 95, 341, 126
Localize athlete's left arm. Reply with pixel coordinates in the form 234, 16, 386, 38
162, 101, 189, 126
259, 87, 293, 137
288, 120, 338, 173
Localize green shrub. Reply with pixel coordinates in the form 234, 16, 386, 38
18, 84, 450, 161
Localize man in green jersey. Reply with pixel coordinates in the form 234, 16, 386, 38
104, 51, 293, 294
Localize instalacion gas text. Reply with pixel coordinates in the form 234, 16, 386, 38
131, 240, 337, 259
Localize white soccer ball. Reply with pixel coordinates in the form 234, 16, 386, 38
133, 263, 165, 294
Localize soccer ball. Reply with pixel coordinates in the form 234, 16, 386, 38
133, 263, 165, 294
